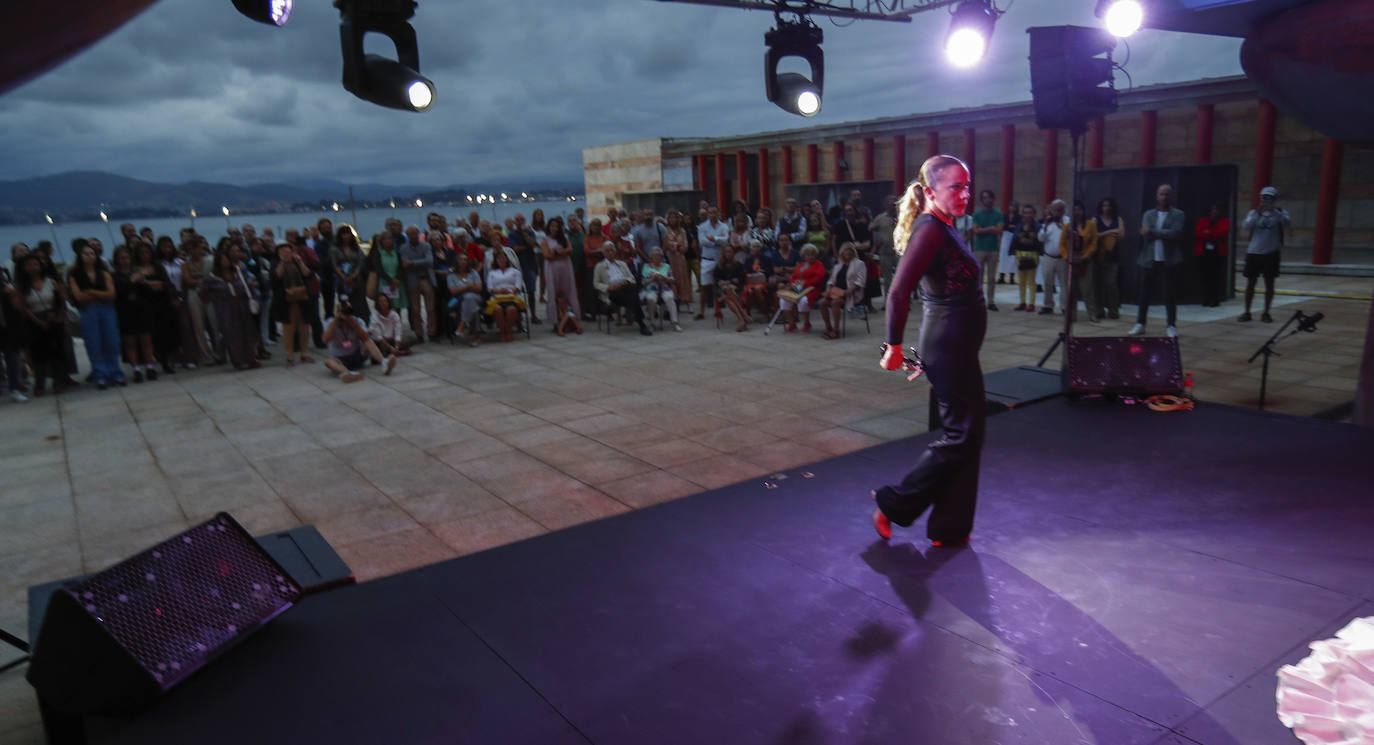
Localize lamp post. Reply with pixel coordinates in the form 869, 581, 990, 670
99, 209, 116, 244
45, 214, 65, 265
222, 206, 231, 232
190, 206, 197, 230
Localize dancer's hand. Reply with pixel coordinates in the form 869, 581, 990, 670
880, 344, 904, 371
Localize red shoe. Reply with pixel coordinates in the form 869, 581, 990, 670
930, 536, 969, 548
1026, 305, 1036, 313
1013, 303, 1026, 311
785, 323, 798, 333
872, 507, 891, 540
802, 323, 812, 333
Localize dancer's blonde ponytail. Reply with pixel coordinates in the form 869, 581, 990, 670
892, 154, 967, 256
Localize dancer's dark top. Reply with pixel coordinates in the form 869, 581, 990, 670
885, 213, 984, 346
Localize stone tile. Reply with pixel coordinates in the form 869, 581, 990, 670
426, 435, 515, 465
0, 477, 71, 511
447, 450, 552, 484
515, 487, 630, 531
789, 426, 884, 457
393, 484, 506, 525
220, 499, 300, 536
624, 438, 723, 469
79, 518, 192, 574
591, 424, 677, 451
529, 435, 618, 467
255, 451, 392, 524
668, 454, 769, 490
735, 440, 819, 473
430, 507, 547, 557
229, 424, 323, 461
483, 469, 592, 504
495, 423, 581, 450
525, 401, 608, 423
563, 412, 636, 435
314, 504, 422, 549
554, 453, 656, 486
0, 498, 77, 559
598, 470, 702, 509
469, 412, 547, 436
166, 468, 280, 521
333, 528, 459, 582
687, 424, 778, 452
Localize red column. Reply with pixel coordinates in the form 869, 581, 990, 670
781, 145, 794, 185
927, 131, 940, 159
758, 147, 771, 210
1312, 137, 1343, 265
714, 153, 727, 211
806, 143, 819, 183
736, 150, 748, 204
1140, 109, 1158, 167
893, 134, 907, 195
695, 155, 707, 190
833, 140, 846, 182
1195, 103, 1215, 164
1089, 117, 1105, 169
1042, 130, 1059, 205
1000, 124, 1014, 214
1252, 98, 1277, 208
862, 137, 875, 181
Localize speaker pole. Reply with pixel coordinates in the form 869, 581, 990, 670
1062, 125, 1086, 353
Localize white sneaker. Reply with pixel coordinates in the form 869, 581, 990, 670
9, 390, 28, 403
673, 323, 682, 332
1128, 323, 1146, 336
1166, 325, 1178, 338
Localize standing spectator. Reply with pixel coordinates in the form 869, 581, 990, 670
1240, 186, 1290, 322
113, 246, 158, 381
1091, 198, 1125, 320
272, 243, 314, 366
365, 231, 406, 318
696, 206, 730, 320
323, 300, 396, 383
446, 252, 485, 346
250, 236, 277, 347
969, 190, 1004, 311
67, 243, 123, 388
778, 198, 807, 246
849, 189, 873, 222
829, 204, 871, 262
1, 263, 27, 401
818, 243, 867, 339
1061, 201, 1098, 322
182, 238, 217, 363
750, 209, 778, 254
567, 216, 590, 318
662, 211, 692, 315
311, 217, 337, 321
630, 209, 665, 263
870, 196, 899, 293
1195, 203, 1231, 308
508, 213, 541, 324
593, 245, 652, 336
641, 248, 682, 332
136, 241, 179, 375
997, 200, 1020, 286
541, 216, 581, 333
429, 230, 456, 340
288, 229, 323, 349
1130, 184, 1186, 338
1036, 200, 1068, 315
727, 213, 753, 263
332, 225, 368, 324
200, 249, 261, 370
400, 225, 437, 341
1012, 206, 1042, 311
803, 213, 830, 265
14, 255, 68, 396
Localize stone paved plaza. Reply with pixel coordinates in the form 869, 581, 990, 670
0, 274, 1369, 743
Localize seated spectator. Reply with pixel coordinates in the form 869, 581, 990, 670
769, 233, 799, 295
484, 249, 527, 342
740, 239, 773, 318
323, 299, 396, 383
369, 292, 412, 357
594, 245, 652, 336
818, 243, 868, 339
447, 252, 485, 346
641, 248, 681, 332
779, 243, 826, 333
714, 244, 750, 332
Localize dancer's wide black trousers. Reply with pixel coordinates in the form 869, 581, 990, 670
876, 300, 986, 542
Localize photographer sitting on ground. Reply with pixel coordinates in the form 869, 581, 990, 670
324, 298, 396, 383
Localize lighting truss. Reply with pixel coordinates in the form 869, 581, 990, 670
653, 0, 963, 23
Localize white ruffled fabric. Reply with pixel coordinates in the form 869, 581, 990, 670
1277, 617, 1374, 745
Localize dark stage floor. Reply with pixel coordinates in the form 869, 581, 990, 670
85, 401, 1374, 745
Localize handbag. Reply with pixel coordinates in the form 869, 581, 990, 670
285, 285, 308, 303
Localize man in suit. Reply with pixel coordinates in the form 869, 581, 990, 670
1130, 183, 1186, 338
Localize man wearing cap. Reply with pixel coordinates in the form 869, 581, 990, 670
1240, 186, 1290, 323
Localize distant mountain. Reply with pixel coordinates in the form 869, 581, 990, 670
0, 171, 584, 225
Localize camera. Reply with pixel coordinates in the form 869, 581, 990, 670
337, 298, 354, 317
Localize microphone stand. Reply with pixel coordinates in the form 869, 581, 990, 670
1247, 309, 1316, 411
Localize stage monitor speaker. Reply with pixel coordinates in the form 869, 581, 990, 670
26, 513, 301, 715
1067, 336, 1184, 396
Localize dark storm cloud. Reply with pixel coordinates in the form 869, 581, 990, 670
0, 0, 1244, 190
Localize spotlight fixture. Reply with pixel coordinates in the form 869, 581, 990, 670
336, 0, 435, 112
764, 17, 824, 117
232, 0, 293, 26
1096, 0, 1144, 37
945, 0, 1000, 68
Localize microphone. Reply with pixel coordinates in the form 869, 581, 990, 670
1297, 312, 1324, 333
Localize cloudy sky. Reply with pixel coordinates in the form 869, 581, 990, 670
0, 0, 1244, 188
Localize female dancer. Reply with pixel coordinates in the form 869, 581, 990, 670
873, 155, 987, 547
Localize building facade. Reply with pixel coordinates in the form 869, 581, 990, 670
583, 75, 1372, 264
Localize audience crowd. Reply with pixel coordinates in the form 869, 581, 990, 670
1, 181, 1266, 401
